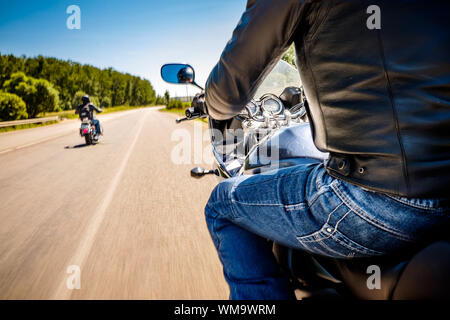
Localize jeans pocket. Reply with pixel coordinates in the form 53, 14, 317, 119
296, 223, 385, 259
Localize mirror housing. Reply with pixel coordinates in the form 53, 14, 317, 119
161, 64, 194, 84
190, 167, 218, 178
191, 167, 206, 178
160, 63, 204, 90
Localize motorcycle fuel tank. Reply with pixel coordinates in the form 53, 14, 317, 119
244, 123, 329, 174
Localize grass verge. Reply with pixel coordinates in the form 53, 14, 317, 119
40, 105, 158, 120
0, 120, 60, 133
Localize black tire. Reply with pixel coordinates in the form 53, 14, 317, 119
85, 135, 92, 145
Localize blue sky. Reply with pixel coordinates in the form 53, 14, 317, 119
0, 0, 246, 96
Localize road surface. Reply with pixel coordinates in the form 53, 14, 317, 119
0, 107, 229, 299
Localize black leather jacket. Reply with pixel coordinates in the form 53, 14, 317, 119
75, 103, 102, 121
205, 0, 450, 198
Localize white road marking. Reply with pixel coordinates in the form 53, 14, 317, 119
15, 137, 65, 150
0, 148, 13, 154
51, 109, 149, 299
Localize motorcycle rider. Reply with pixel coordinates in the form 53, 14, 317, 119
75, 95, 103, 137
177, 67, 194, 84
192, 0, 450, 299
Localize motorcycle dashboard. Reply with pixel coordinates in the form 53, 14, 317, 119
245, 100, 259, 116
239, 95, 284, 121
261, 94, 283, 115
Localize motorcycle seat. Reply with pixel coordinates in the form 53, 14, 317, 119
328, 241, 450, 299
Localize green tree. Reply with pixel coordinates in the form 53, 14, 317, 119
72, 91, 87, 108
0, 52, 157, 110
282, 44, 296, 67
33, 78, 60, 116
0, 53, 25, 87
72, 91, 100, 108
164, 90, 170, 106
100, 96, 111, 107
90, 96, 100, 107
155, 95, 165, 105
3, 72, 60, 118
3, 72, 38, 116
0, 91, 28, 121
167, 99, 184, 110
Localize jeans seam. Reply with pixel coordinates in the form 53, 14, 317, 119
331, 183, 415, 242
325, 202, 344, 225
301, 208, 385, 256
333, 208, 351, 230
299, 229, 383, 257
232, 200, 286, 207
231, 178, 290, 207
314, 164, 326, 189
316, 240, 350, 258
285, 203, 307, 211
299, 240, 329, 257
206, 202, 220, 219
296, 203, 344, 243
297, 230, 328, 243
307, 209, 352, 243
209, 208, 223, 256
229, 199, 240, 220
385, 194, 445, 211
307, 185, 330, 207
331, 230, 384, 256
230, 168, 308, 188
297, 221, 377, 258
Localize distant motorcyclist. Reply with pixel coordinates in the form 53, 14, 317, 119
75, 95, 103, 136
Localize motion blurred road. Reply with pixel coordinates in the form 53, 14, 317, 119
0, 107, 229, 299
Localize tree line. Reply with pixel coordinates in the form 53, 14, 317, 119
0, 53, 165, 121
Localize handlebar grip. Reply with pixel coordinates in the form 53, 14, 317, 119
185, 106, 205, 119
176, 106, 207, 124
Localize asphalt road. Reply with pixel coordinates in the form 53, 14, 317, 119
0, 108, 229, 299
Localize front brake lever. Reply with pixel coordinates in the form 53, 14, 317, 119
176, 115, 207, 123
176, 117, 189, 123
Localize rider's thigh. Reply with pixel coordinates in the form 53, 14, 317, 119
207, 160, 343, 249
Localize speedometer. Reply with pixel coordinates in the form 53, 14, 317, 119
261, 96, 283, 115
245, 100, 259, 116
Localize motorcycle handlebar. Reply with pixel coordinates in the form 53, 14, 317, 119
186, 106, 205, 118
175, 106, 207, 124
176, 117, 189, 123
175, 114, 207, 124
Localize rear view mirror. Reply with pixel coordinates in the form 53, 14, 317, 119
161, 63, 204, 90
161, 64, 195, 85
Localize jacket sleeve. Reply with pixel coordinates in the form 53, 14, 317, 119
205, 0, 305, 120
91, 104, 103, 113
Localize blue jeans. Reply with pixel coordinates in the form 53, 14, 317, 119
92, 119, 101, 135
205, 160, 449, 300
